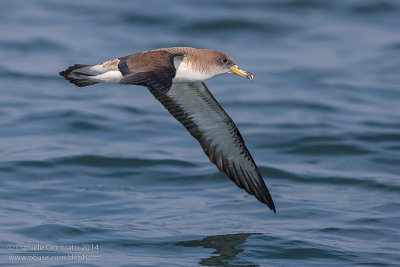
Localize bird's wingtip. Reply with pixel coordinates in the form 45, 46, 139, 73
264, 195, 276, 213
269, 203, 276, 214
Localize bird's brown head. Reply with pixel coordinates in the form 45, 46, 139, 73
186, 49, 254, 81
208, 50, 254, 81
172, 47, 254, 82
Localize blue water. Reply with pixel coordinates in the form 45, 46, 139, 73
1, 0, 400, 266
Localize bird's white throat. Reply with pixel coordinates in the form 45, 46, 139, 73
173, 57, 214, 83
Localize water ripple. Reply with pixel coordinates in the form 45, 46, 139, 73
0, 38, 65, 52
181, 19, 295, 35
14, 155, 197, 169
121, 13, 176, 25
283, 143, 372, 156
262, 165, 400, 193
17, 224, 108, 240
351, 2, 399, 14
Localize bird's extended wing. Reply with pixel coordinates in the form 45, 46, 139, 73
149, 82, 276, 212
118, 50, 185, 93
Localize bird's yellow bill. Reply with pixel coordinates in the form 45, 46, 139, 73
230, 65, 254, 81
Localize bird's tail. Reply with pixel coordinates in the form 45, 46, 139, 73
59, 59, 122, 87
59, 64, 98, 87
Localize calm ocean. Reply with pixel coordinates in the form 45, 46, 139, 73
1, 0, 399, 266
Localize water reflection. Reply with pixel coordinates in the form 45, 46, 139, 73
178, 233, 259, 267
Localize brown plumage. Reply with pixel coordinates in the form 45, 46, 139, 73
118, 50, 185, 92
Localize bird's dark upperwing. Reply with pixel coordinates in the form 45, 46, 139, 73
148, 82, 276, 212
119, 50, 185, 93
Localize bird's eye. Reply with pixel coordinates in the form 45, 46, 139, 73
222, 58, 228, 63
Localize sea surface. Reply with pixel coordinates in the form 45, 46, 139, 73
1, 0, 400, 266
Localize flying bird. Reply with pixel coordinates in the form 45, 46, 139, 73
59, 47, 276, 212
